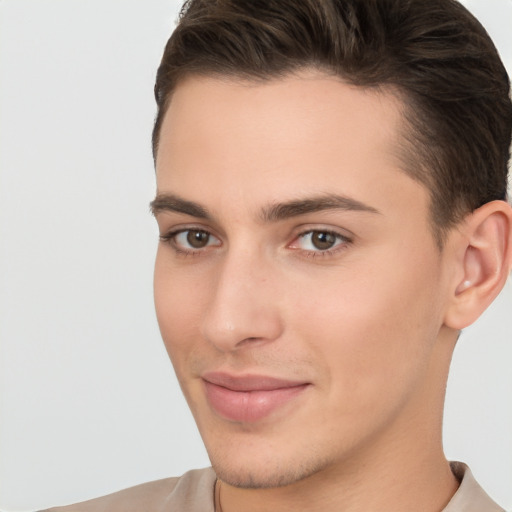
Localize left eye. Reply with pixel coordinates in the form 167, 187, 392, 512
293, 230, 347, 251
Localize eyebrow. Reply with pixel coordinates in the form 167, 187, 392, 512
260, 194, 380, 222
150, 193, 380, 221
150, 194, 211, 219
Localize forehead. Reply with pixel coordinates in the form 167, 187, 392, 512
158, 72, 403, 165
155, 72, 427, 225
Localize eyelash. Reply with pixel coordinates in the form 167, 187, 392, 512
159, 228, 352, 258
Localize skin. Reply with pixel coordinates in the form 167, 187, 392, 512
152, 72, 506, 511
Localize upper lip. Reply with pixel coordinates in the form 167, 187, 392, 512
202, 372, 309, 392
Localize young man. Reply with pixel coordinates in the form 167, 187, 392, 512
45, 0, 511, 510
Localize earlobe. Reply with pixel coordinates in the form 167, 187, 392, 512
455, 279, 472, 294
444, 200, 512, 330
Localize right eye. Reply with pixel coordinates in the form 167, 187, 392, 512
162, 229, 221, 253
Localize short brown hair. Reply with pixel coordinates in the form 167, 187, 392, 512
153, 0, 512, 243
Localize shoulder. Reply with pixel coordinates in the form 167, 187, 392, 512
41, 467, 216, 512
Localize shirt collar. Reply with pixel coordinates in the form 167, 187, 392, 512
442, 462, 504, 512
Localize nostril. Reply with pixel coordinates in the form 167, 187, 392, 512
237, 337, 266, 348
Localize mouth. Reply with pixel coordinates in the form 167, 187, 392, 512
202, 372, 310, 423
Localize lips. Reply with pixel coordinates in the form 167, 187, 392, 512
202, 372, 310, 423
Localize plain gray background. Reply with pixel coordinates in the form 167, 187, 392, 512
0, 1, 511, 510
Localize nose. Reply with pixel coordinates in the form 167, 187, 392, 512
200, 248, 284, 352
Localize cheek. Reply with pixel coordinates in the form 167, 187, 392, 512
289, 252, 443, 408
153, 254, 207, 365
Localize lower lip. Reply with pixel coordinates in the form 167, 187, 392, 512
203, 381, 309, 423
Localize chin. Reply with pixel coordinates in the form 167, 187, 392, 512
214, 464, 312, 489
209, 446, 331, 489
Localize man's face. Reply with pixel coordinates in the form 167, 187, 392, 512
153, 73, 456, 488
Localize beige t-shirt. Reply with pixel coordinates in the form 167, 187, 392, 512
42, 462, 505, 512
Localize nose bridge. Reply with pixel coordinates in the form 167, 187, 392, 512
201, 243, 283, 351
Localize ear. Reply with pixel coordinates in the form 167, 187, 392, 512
444, 200, 512, 330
